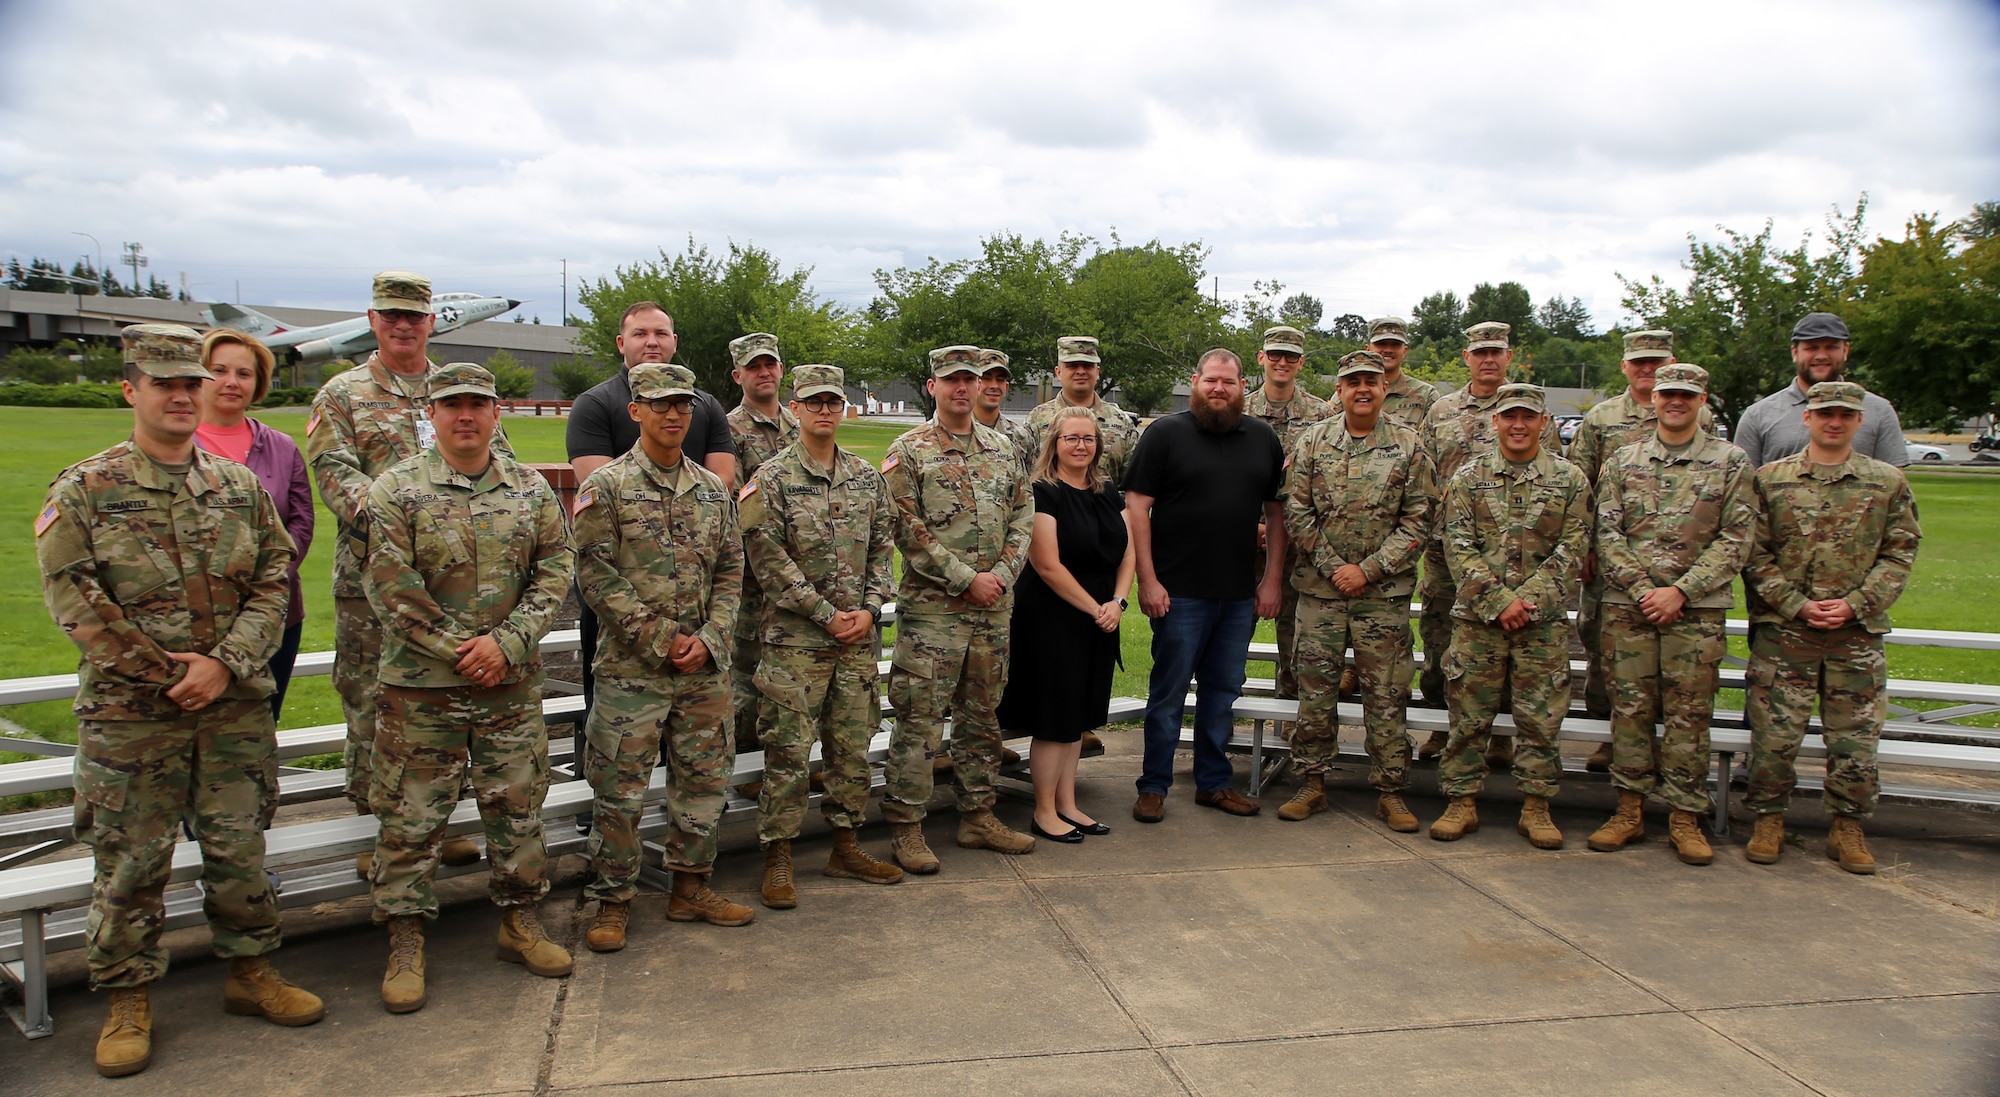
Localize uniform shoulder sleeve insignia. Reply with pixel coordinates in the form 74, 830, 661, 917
575, 485, 596, 511
738, 478, 760, 501
305, 407, 322, 436
34, 498, 60, 537
880, 453, 899, 473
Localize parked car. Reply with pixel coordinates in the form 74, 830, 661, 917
1905, 441, 1948, 463
1556, 415, 1584, 444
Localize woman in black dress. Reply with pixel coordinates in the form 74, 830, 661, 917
997, 406, 1136, 841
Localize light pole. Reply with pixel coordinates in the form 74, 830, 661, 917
70, 231, 103, 293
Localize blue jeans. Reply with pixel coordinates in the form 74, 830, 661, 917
1139, 597, 1255, 796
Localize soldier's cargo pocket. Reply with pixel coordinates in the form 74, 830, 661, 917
887, 645, 934, 719
753, 659, 812, 715
1441, 647, 1466, 681
73, 754, 131, 838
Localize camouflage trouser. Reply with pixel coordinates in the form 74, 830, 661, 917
731, 607, 765, 753
882, 610, 1008, 824
1291, 593, 1413, 791
1745, 622, 1886, 819
1603, 603, 1724, 813
1438, 618, 1569, 799
333, 595, 383, 810
1578, 571, 1612, 719
370, 682, 551, 920
754, 642, 881, 843
1417, 542, 1453, 705
74, 699, 282, 988
584, 669, 733, 901
1257, 548, 1302, 699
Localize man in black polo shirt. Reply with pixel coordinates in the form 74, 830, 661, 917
1125, 348, 1287, 822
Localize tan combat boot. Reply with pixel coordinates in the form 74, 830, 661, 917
891, 822, 940, 874
957, 808, 1035, 854
586, 900, 630, 953
1080, 730, 1106, 758
1429, 796, 1480, 841
355, 850, 373, 880
440, 835, 482, 867
1587, 789, 1647, 852
1517, 795, 1563, 850
498, 905, 574, 976
94, 985, 152, 1077
1584, 741, 1614, 773
223, 956, 324, 1026
1376, 793, 1419, 833
381, 915, 427, 1014
760, 840, 798, 909
1668, 810, 1714, 866
1277, 773, 1327, 821
1826, 817, 1877, 875
826, 827, 904, 884
1416, 730, 1449, 762
1744, 813, 1785, 864
667, 871, 756, 926
1485, 735, 1515, 771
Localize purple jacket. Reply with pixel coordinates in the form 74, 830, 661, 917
196, 417, 315, 628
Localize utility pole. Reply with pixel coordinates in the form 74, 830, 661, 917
561, 259, 567, 328
121, 242, 148, 296
71, 231, 102, 293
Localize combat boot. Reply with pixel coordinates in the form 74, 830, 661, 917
826, 827, 904, 884
440, 835, 481, 867
1416, 730, 1449, 761
957, 808, 1035, 854
1517, 795, 1563, 850
1276, 773, 1327, 821
1584, 741, 1614, 773
1429, 796, 1480, 841
1745, 813, 1785, 864
94, 985, 152, 1077
1668, 810, 1714, 866
586, 900, 630, 953
891, 822, 940, 874
223, 956, 325, 1026
497, 905, 574, 976
1826, 817, 1877, 875
1485, 735, 1515, 771
381, 915, 427, 1014
1375, 793, 1419, 833
1587, 789, 1646, 852
760, 840, 797, 909
667, 871, 756, 926
355, 850, 373, 880
1080, 730, 1106, 758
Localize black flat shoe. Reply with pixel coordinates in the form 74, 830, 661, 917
1030, 820, 1085, 843
1059, 814, 1110, 836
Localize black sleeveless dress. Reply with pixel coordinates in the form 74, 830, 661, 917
997, 480, 1128, 742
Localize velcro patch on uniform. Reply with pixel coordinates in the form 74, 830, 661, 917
98, 499, 155, 513
401, 492, 447, 504
696, 490, 726, 503
880, 453, 898, 473
738, 479, 759, 501
575, 486, 596, 510
34, 499, 59, 537
353, 400, 395, 409
503, 488, 540, 499
305, 408, 321, 435
214, 495, 253, 508
784, 484, 823, 495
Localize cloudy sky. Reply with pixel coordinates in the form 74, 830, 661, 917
2, 0, 1995, 328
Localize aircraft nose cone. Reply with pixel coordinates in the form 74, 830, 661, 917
506, 299, 521, 309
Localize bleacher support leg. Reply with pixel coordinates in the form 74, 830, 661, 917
2, 909, 53, 1038
1711, 752, 1733, 837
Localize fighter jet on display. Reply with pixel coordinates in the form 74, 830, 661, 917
202, 292, 521, 364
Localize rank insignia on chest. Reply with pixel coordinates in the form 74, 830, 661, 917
34, 499, 59, 537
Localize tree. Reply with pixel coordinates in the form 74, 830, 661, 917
1329, 313, 1369, 342
1844, 212, 2000, 429
1410, 290, 1465, 344
484, 350, 537, 399
848, 256, 977, 412
550, 358, 611, 400
1278, 293, 1324, 332
1072, 239, 1228, 415
1537, 295, 1595, 341
1957, 201, 2000, 242
1465, 281, 1542, 343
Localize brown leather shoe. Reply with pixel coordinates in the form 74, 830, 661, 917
1132, 792, 1166, 824
1195, 787, 1261, 816
1079, 730, 1106, 758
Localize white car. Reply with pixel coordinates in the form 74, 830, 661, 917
1905, 441, 1948, 463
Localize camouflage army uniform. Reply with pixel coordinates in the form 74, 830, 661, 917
1594, 432, 1755, 812
573, 448, 743, 897
740, 441, 895, 843
984, 413, 1041, 475
1334, 371, 1439, 435
1248, 385, 1336, 699
306, 353, 513, 808
726, 401, 799, 753
1282, 415, 1435, 790
364, 449, 572, 919
880, 420, 1034, 823
1026, 395, 1140, 486
1437, 448, 1590, 799
1744, 451, 1921, 819
39, 443, 295, 987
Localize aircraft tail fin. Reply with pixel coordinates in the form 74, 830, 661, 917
205, 302, 287, 338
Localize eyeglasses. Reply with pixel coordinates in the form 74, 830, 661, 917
796, 396, 844, 412
1057, 434, 1098, 447
376, 309, 428, 326
638, 396, 695, 415
1264, 351, 1302, 363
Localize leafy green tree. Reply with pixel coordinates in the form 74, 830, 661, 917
1072, 239, 1227, 415
1329, 313, 1369, 342
1279, 293, 1324, 332
1537, 295, 1595, 341
484, 349, 538, 399
1410, 290, 1465, 344
0, 346, 75, 384
550, 358, 611, 400
1956, 201, 2000, 242
1465, 281, 1543, 343
848, 257, 977, 412
1844, 212, 2000, 429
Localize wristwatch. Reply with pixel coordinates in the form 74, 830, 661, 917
867, 605, 883, 625
1118, 597, 1129, 609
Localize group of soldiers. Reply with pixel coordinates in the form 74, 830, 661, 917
37, 268, 1920, 1077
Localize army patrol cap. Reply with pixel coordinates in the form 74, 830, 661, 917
1262, 326, 1306, 355
121, 323, 209, 379
1056, 336, 1101, 364
629, 363, 697, 399
977, 348, 1012, 376
371, 270, 432, 313
1622, 329, 1675, 361
729, 332, 782, 368
1806, 380, 1868, 412
1492, 383, 1547, 415
791, 364, 845, 400
1367, 317, 1411, 345
428, 362, 497, 401
929, 345, 982, 377
1464, 321, 1512, 351
1791, 312, 1852, 343
1336, 349, 1387, 379
1652, 363, 1709, 395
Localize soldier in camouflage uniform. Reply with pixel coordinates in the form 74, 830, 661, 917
1429, 384, 1590, 850
881, 346, 1038, 870
572, 364, 753, 950
1335, 317, 1440, 433
975, 348, 1039, 471
1025, 336, 1141, 486
1246, 325, 1335, 700
1583, 365, 1755, 865
1278, 350, 1435, 833
39, 324, 322, 1077
1416, 322, 1561, 767
305, 270, 498, 873
741, 365, 905, 908
725, 333, 799, 766
1743, 381, 1921, 874
364, 363, 575, 1012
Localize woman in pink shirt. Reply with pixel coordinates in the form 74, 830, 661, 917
196, 329, 315, 717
